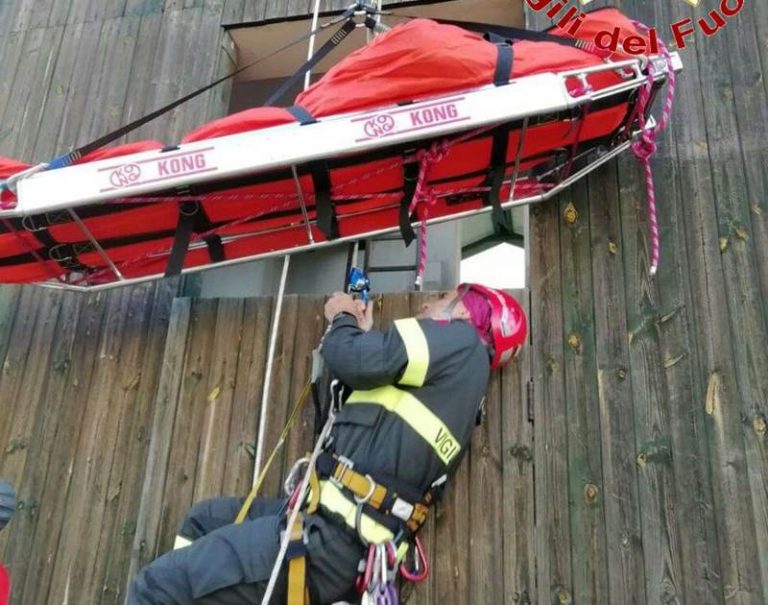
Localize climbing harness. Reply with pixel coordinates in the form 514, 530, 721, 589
261, 407, 337, 605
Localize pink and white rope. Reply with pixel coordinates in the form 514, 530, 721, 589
409, 141, 451, 288
631, 22, 677, 276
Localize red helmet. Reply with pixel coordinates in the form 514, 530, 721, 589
458, 283, 527, 369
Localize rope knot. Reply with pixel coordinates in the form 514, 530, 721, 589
631, 135, 657, 161
409, 140, 451, 288
416, 140, 450, 167
410, 141, 450, 214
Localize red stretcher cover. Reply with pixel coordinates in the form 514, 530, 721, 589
0, 9, 652, 285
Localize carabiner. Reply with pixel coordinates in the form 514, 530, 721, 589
399, 536, 429, 583
379, 543, 387, 585
356, 543, 376, 594
375, 582, 398, 605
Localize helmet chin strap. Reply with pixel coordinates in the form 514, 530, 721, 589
438, 284, 470, 321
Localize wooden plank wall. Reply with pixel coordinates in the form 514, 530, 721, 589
0, 282, 179, 605
1, 0, 765, 603
0, 290, 530, 604
528, 1, 768, 604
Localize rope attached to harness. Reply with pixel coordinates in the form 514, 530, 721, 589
630, 23, 677, 277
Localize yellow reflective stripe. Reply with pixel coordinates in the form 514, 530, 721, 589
318, 481, 394, 544
347, 386, 461, 465
394, 318, 429, 387
173, 535, 192, 550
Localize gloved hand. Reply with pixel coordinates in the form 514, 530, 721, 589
324, 292, 373, 332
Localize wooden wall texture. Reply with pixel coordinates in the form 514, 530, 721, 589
528, 1, 768, 605
0, 289, 531, 604
0, 0, 766, 604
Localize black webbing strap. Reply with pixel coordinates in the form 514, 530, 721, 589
308, 161, 338, 239
492, 42, 514, 87
164, 202, 198, 277
485, 42, 514, 231
264, 19, 357, 107
286, 105, 317, 125
12, 219, 92, 275
483, 127, 512, 232
164, 200, 224, 277
399, 157, 420, 246
45, 10, 358, 170
195, 205, 225, 265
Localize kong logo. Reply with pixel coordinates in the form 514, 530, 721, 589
157, 153, 208, 177
363, 114, 396, 138
99, 148, 216, 193
409, 103, 459, 127
527, 0, 745, 52
109, 163, 141, 188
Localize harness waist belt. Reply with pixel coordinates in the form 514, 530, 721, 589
318, 480, 396, 544
315, 451, 430, 534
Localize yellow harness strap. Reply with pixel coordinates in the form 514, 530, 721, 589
286, 513, 310, 605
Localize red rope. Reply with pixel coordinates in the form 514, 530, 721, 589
630, 23, 677, 277
408, 141, 451, 288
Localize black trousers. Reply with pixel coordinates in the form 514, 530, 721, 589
128, 497, 365, 605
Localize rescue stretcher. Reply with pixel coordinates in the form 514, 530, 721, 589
0, 8, 682, 290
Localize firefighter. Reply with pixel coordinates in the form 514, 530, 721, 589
129, 283, 527, 604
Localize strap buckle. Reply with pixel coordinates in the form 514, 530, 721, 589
353, 473, 376, 505
330, 454, 355, 489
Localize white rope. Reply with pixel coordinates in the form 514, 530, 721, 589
252, 254, 291, 483
304, 0, 322, 90
253, 0, 322, 485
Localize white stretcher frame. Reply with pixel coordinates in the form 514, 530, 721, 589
2, 52, 682, 291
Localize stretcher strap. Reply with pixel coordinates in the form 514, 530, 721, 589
265, 19, 357, 107
492, 42, 513, 86
164, 201, 224, 277
309, 160, 338, 239
0, 219, 62, 282
399, 159, 420, 246
482, 128, 513, 232
286, 105, 317, 125
19, 219, 92, 275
